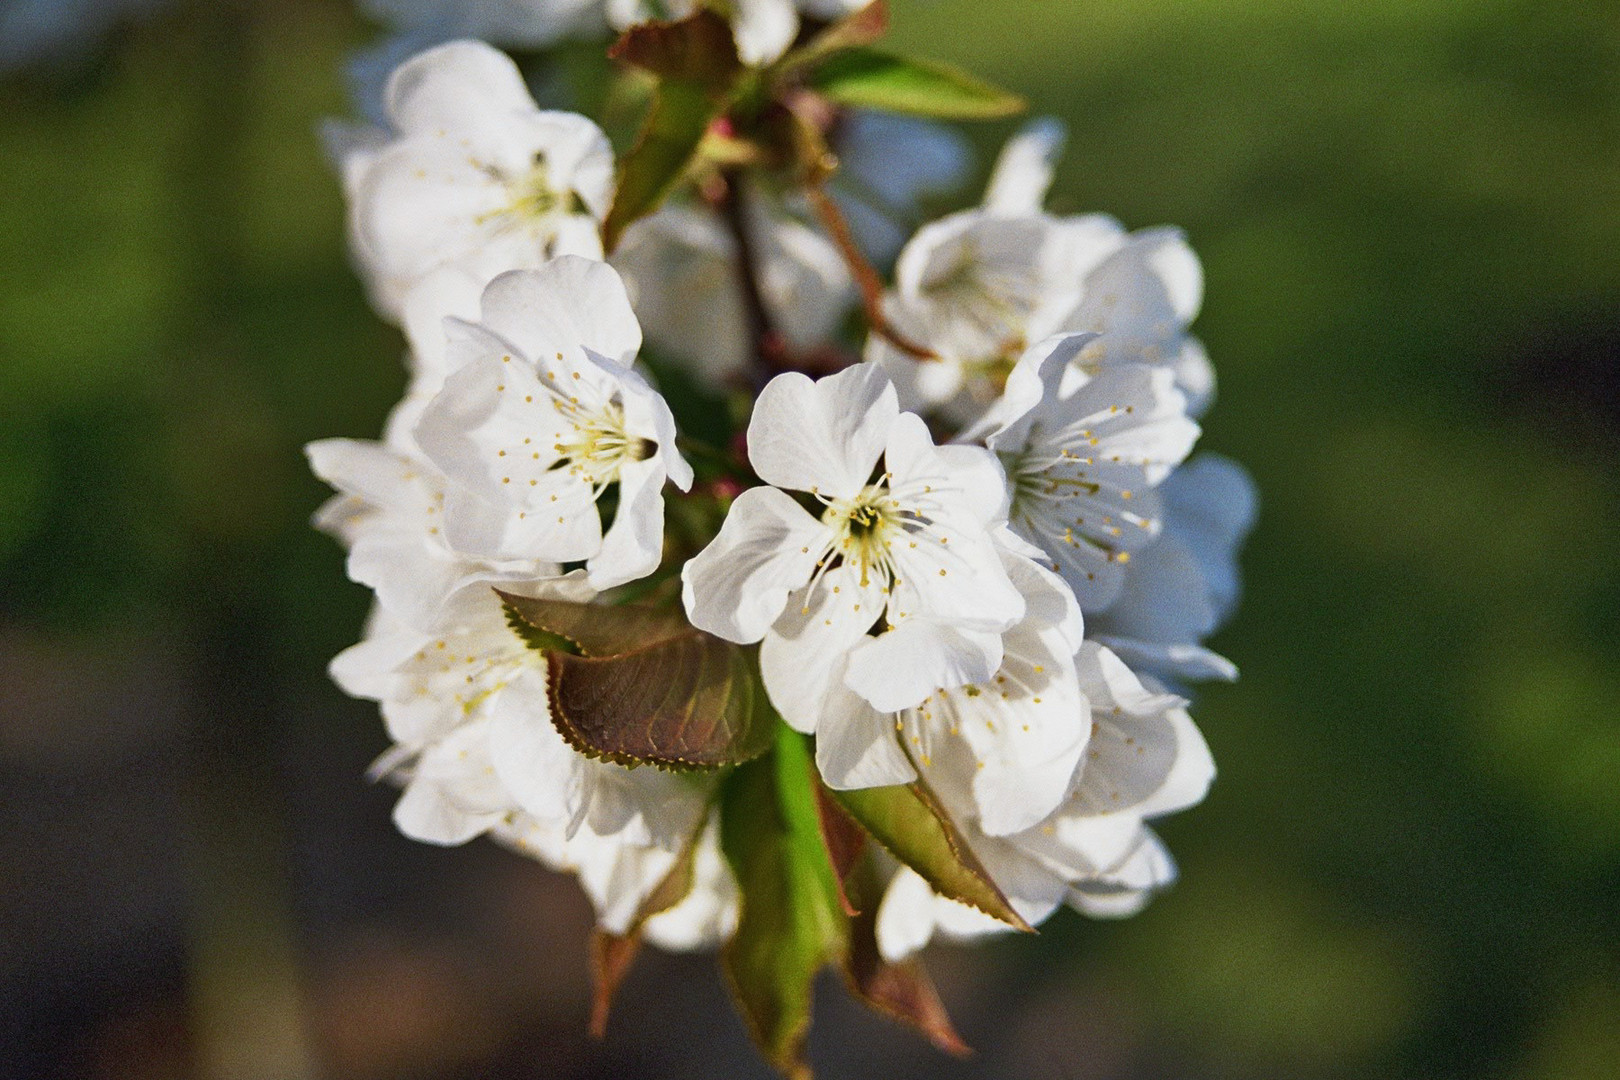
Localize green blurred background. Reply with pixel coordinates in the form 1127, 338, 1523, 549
1, 0, 1617, 1077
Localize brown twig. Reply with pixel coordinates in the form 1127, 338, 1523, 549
715, 171, 792, 383
803, 183, 936, 360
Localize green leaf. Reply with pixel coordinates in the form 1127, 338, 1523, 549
603, 10, 744, 250
547, 629, 776, 770
772, 0, 890, 79
497, 590, 689, 656
721, 728, 849, 1080
829, 777, 1032, 932
807, 48, 1025, 120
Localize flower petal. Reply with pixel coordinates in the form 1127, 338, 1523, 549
384, 39, 536, 136
681, 486, 826, 643
747, 364, 897, 498
759, 563, 885, 733
845, 619, 1004, 714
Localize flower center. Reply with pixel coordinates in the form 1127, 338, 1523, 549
554, 401, 649, 492
823, 485, 902, 589
480, 154, 584, 239
923, 240, 1036, 360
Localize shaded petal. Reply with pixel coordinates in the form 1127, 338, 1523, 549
982, 117, 1065, 216
813, 679, 918, 790
587, 456, 665, 590
845, 620, 1003, 713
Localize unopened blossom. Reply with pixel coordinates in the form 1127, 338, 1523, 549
343, 39, 613, 321
1088, 453, 1258, 684
967, 333, 1201, 610
612, 202, 854, 387
414, 258, 693, 590
870, 120, 1215, 423
683, 363, 1025, 713
875, 642, 1215, 959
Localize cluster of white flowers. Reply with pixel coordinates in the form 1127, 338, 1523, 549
313, 4, 1253, 1063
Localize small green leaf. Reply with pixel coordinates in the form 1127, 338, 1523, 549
807, 48, 1025, 120
603, 10, 744, 250
547, 630, 776, 770
772, 0, 889, 79
721, 728, 848, 1080
830, 777, 1032, 932
497, 590, 689, 656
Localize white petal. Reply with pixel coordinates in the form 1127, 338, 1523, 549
487, 665, 587, 830
478, 258, 641, 368
681, 486, 826, 643
875, 866, 939, 963
982, 117, 1066, 216
384, 39, 536, 136
813, 681, 918, 790
747, 364, 897, 498
587, 456, 666, 590
845, 620, 1003, 713
730, 0, 799, 65
759, 563, 885, 733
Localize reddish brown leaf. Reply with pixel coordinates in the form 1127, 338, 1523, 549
589, 930, 641, 1039
811, 781, 867, 917
547, 632, 775, 769
496, 591, 690, 657
609, 8, 741, 88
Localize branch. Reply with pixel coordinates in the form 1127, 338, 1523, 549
803, 184, 936, 360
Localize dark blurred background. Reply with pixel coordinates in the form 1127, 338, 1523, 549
2, 0, 1617, 1077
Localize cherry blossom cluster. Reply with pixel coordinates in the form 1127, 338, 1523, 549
310, 4, 1253, 1070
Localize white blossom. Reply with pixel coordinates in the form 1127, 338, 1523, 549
683, 363, 1025, 716
869, 120, 1215, 424
967, 333, 1201, 610
874, 642, 1215, 960
333, 590, 718, 917
414, 258, 693, 590
343, 39, 613, 321
768, 532, 1091, 828
612, 201, 854, 388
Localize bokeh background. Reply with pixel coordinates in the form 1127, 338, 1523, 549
2, 0, 1617, 1077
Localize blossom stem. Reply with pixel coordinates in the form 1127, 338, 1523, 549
716, 170, 791, 386
803, 183, 937, 361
